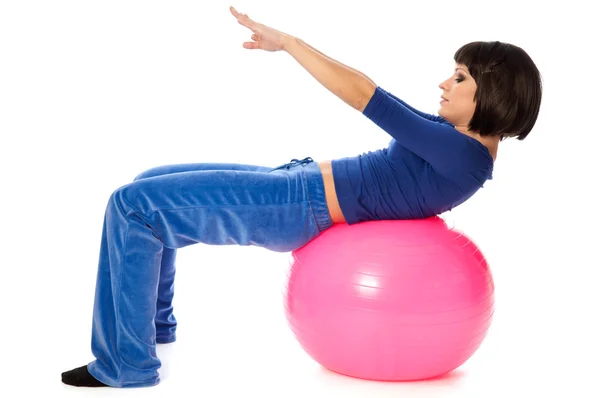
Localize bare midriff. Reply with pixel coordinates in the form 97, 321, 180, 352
317, 160, 346, 224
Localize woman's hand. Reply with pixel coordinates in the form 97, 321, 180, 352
230, 6, 292, 52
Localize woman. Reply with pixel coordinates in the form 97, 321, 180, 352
61, 6, 542, 388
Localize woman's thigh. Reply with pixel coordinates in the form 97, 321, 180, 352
133, 162, 274, 181
119, 166, 321, 252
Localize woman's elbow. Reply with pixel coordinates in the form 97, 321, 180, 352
355, 81, 377, 112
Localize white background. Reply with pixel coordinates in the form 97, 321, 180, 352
1, 0, 599, 396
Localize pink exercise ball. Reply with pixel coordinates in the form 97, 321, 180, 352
283, 217, 495, 381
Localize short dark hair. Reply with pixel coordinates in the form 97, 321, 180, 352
454, 41, 543, 141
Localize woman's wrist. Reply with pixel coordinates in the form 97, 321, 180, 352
282, 34, 297, 52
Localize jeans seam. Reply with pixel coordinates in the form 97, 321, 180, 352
115, 196, 136, 383
300, 167, 321, 232
139, 202, 310, 218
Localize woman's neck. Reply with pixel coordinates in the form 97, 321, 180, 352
456, 127, 499, 161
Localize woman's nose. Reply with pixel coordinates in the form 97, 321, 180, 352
439, 78, 450, 89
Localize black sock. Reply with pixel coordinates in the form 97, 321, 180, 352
61, 365, 109, 387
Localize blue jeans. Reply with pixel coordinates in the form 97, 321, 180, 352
86, 157, 333, 388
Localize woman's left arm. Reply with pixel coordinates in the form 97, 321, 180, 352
283, 36, 377, 112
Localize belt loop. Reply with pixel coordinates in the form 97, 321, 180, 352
284, 156, 313, 169
271, 156, 314, 171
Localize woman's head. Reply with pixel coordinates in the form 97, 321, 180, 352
438, 41, 543, 141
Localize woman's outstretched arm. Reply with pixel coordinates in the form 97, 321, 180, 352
283, 36, 377, 112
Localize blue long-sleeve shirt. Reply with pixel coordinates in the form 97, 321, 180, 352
331, 86, 494, 224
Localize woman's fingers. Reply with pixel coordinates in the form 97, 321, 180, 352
243, 40, 259, 49
231, 6, 254, 27
243, 34, 260, 49
232, 6, 277, 51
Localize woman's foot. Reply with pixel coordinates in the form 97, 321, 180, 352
61, 365, 108, 387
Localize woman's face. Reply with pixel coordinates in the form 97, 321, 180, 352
438, 64, 478, 132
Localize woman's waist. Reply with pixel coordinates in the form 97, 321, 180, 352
317, 160, 346, 224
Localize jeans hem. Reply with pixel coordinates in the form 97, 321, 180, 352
156, 334, 176, 344
87, 362, 160, 388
